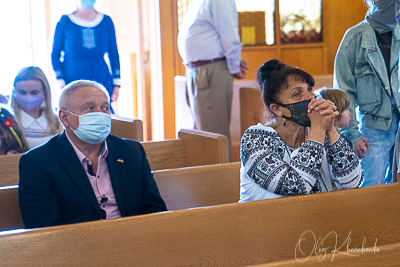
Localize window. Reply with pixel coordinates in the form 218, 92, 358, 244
234, 0, 322, 46
177, 0, 190, 29
235, 0, 275, 46
279, 0, 322, 44
0, 0, 48, 97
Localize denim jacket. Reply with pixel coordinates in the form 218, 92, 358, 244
333, 20, 400, 143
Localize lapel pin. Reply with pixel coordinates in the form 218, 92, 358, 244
117, 159, 124, 163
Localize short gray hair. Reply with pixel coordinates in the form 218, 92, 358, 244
59, 80, 110, 110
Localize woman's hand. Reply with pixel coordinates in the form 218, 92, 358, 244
307, 98, 339, 143
308, 98, 338, 130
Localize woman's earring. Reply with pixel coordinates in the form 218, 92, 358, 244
283, 117, 286, 126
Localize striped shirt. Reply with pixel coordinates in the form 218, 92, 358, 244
177, 0, 242, 74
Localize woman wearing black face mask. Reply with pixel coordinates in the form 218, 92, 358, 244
239, 59, 364, 203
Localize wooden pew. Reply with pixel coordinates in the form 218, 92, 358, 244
153, 162, 240, 210
0, 186, 23, 231
141, 129, 229, 171
314, 74, 333, 89
0, 154, 21, 187
1, 182, 399, 266
254, 242, 400, 266
0, 129, 229, 187
111, 114, 143, 141
239, 87, 266, 137
0, 162, 240, 231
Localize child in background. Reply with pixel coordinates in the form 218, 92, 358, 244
0, 106, 29, 154
316, 87, 352, 147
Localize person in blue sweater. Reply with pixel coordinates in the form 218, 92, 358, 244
51, 0, 121, 112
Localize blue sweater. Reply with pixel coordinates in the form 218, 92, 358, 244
51, 13, 120, 95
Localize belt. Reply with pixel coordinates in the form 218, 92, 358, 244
185, 57, 226, 68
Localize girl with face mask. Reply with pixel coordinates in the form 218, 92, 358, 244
334, 0, 400, 187
11, 67, 62, 149
51, 0, 121, 113
238, 59, 364, 203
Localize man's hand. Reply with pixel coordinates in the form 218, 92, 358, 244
353, 137, 369, 159
233, 60, 248, 79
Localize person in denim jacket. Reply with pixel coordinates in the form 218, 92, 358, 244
333, 0, 400, 186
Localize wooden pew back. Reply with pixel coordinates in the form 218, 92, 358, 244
0, 154, 21, 187
0, 129, 229, 187
0, 186, 23, 231
110, 115, 143, 141
240, 87, 266, 136
0, 162, 240, 231
142, 129, 229, 170
154, 162, 240, 210
1, 183, 399, 266
255, 242, 400, 266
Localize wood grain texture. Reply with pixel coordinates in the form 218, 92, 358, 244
110, 115, 143, 141
179, 129, 229, 166
313, 74, 333, 90
154, 162, 240, 210
142, 139, 187, 170
0, 183, 399, 266
253, 242, 400, 266
0, 162, 239, 231
0, 154, 22, 187
0, 129, 229, 187
0, 187, 23, 231
240, 87, 266, 137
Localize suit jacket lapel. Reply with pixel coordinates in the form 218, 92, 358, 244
57, 133, 103, 214
106, 137, 127, 216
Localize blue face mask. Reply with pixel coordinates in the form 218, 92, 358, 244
68, 111, 111, 144
80, 0, 96, 9
279, 99, 312, 127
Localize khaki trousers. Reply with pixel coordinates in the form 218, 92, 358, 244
185, 60, 233, 160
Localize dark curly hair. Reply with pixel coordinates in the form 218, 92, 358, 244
257, 59, 315, 114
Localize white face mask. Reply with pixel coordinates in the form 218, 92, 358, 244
68, 111, 111, 144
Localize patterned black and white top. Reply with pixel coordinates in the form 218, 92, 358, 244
239, 124, 364, 203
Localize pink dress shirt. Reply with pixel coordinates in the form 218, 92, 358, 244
66, 133, 121, 219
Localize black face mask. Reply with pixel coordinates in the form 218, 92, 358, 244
279, 99, 312, 127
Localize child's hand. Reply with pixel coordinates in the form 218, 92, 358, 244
353, 138, 369, 159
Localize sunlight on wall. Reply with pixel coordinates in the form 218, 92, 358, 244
0, 0, 44, 97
